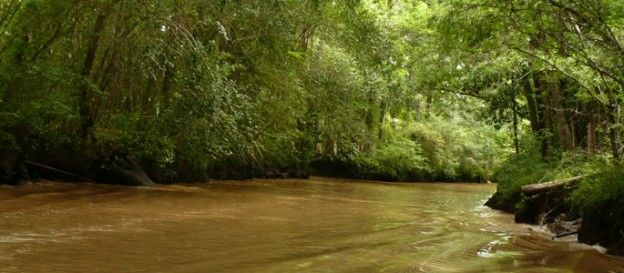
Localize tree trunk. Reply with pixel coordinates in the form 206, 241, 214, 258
512, 77, 520, 155
550, 76, 573, 151
542, 101, 553, 158
362, 85, 375, 153
78, 3, 117, 140
522, 73, 541, 133
378, 100, 387, 140
415, 92, 423, 121
606, 88, 621, 161
425, 93, 434, 119
537, 74, 553, 158
607, 109, 620, 161
587, 112, 597, 158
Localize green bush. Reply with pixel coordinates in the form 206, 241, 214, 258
256, 129, 311, 176
407, 116, 503, 181
493, 152, 552, 201
353, 136, 429, 181
493, 134, 601, 204
570, 165, 624, 210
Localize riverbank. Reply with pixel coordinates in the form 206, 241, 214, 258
485, 169, 624, 256
310, 156, 483, 183
0, 150, 486, 187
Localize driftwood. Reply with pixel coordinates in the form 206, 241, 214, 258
552, 231, 578, 240
25, 160, 96, 183
521, 176, 584, 197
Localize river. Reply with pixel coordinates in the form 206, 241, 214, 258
0, 177, 623, 272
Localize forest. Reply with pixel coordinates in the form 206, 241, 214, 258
1, 0, 624, 254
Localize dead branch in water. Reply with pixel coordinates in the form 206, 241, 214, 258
24, 160, 96, 183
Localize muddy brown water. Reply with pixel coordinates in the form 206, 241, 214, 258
0, 177, 623, 272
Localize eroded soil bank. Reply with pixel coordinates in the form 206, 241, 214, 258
486, 186, 624, 256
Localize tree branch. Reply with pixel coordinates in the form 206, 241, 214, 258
512, 47, 606, 104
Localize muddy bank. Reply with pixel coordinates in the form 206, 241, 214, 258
486, 180, 624, 255
0, 151, 310, 186
578, 200, 624, 256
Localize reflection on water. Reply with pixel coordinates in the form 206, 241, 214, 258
0, 178, 623, 272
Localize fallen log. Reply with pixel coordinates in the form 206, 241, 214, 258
521, 176, 584, 197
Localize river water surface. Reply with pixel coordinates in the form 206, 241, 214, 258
1, 178, 623, 272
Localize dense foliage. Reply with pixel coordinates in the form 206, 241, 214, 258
1, 0, 624, 194
0, 0, 509, 183
437, 0, 624, 205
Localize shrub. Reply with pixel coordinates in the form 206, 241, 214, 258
570, 165, 624, 210
353, 136, 429, 181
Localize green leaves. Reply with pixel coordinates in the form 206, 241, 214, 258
0, 0, 526, 182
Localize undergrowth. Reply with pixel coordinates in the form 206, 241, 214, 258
569, 164, 624, 210
493, 148, 601, 204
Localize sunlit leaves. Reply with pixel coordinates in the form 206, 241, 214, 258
0, 0, 515, 181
